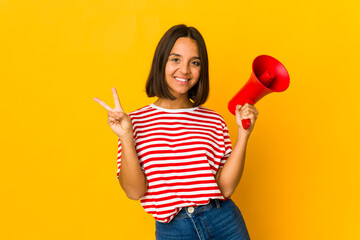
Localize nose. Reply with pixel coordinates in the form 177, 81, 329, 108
179, 62, 190, 74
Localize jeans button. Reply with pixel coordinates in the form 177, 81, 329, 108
188, 207, 194, 213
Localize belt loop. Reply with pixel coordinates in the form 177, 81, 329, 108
215, 199, 221, 209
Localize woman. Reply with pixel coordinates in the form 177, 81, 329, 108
94, 24, 258, 240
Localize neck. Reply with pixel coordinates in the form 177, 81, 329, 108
154, 96, 194, 109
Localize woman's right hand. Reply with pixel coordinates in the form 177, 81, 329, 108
94, 87, 133, 140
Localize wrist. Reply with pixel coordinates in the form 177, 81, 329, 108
119, 133, 134, 145
237, 129, 250, 140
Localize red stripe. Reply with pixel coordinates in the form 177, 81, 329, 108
133, 121, 223, 133
149, 180, 217, 189
145, 167, 211, 177
138, 147, 223, 160
143, 160, 208, 171
135, 130, 223, 141
132, 116, 223, 127
148, 173, 215, 182
137, 142, 224, 155
134, 126, 223, 139
144, 187, 220, 196
136, 136, 225, 148
140, 153, 206, 165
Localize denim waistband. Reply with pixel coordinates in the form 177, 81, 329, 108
174, 198, 227, 219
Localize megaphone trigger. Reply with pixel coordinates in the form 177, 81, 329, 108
241, 119, 251, 130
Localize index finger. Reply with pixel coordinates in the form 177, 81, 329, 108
94, 97, 112, 111
112, 87, 124, 112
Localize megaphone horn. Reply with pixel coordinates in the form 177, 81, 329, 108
228, 55, 290, 130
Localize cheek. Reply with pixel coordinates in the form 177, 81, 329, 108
193, 68, 201, 80
165, 63, 176, 75
164, 65, 170, 76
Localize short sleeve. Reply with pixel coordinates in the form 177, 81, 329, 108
219, 124, 232, 168
116, 137, 122, 180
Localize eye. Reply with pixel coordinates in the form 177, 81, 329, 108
171, 58, 179, 63
192, 61, 200, 66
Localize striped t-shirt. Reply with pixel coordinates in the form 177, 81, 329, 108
116, 103, 233, 223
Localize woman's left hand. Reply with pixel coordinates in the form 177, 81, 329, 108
235, 103, 259, 136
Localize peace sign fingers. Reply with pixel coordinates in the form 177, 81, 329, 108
94, 88, 133, 139
94, 87, 125, 113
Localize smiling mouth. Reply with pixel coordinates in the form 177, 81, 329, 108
174, 77, 190, 82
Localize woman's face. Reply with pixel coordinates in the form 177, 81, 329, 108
164, 37, 201, 99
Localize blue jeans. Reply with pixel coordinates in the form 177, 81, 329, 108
155, 198, 250, 240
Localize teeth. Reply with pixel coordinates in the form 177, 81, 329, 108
175, 77, 190, 82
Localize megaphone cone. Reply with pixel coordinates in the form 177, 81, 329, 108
228, 55, 290, 129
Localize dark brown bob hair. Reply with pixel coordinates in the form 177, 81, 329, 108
145, 24, 209, 107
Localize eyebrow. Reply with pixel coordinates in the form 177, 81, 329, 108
169, 53, 200, 60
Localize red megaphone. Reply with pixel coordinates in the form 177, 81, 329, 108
228, 55, 290, 130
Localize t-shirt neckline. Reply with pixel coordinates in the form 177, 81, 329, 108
150, 103, 199, 112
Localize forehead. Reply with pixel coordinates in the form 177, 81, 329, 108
170, 37, 199, 57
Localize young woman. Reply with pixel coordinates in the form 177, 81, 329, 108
94, 24, 258, 240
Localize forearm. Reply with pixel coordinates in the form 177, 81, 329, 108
118, 135, 148, 200
216, 130, 250, 198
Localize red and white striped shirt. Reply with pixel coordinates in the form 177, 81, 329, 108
116, 104, 232, 223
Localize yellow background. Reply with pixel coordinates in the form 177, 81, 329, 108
1, 0, 359, 239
